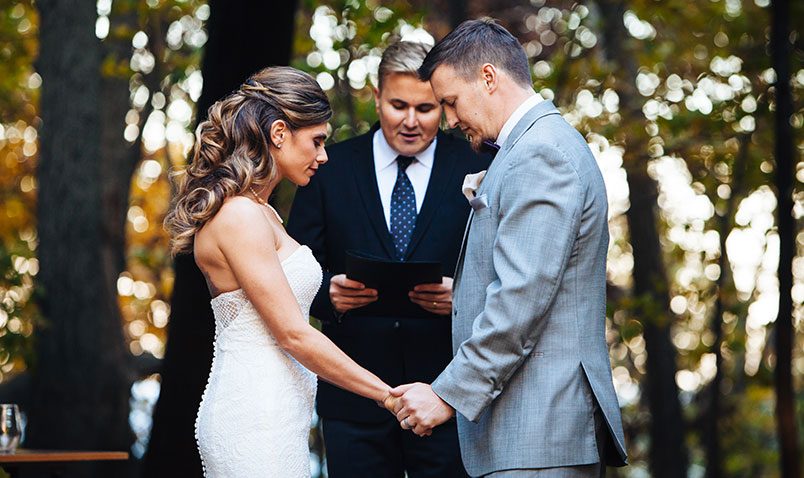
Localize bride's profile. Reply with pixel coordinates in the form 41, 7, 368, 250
164, 66, 392, 477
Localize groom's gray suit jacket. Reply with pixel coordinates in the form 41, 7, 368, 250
431, 100, 628, 476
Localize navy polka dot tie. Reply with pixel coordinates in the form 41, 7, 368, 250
390, 155, 416, 260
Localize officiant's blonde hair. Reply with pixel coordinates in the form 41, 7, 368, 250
165, 66, 331, 255
376, 40, 432, 90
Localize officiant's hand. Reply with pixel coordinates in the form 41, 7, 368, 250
330, 274, 378, 313
409, 276, 452, 316
390, 382, 454, 437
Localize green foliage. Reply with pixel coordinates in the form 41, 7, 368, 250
0, 1, 37, 123
0, 242, 38, 379
721, 385, 781, 476
0, 0, 38, 383
293, 0, 427, 141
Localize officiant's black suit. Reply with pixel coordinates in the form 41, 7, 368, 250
287, 127, 489, 477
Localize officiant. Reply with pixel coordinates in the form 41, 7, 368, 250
287, 39, 489, 477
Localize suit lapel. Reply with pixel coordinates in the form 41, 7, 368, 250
403, 133, 457, 260
452, 208, 474, 287
351, 134, 396, 258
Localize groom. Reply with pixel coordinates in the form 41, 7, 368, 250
389, 19, 628, 476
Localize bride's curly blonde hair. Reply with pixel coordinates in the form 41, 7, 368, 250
165, 66, 331, 255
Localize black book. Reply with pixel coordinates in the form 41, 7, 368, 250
344, 250, 442, 318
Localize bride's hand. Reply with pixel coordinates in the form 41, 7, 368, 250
380, 393, 401, 414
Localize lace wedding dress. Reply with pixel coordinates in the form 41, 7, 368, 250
195, 245, 322, 477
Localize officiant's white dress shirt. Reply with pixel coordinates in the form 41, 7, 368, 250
373, 130, 437, 230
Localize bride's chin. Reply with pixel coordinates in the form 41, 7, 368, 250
292, 176, 311, 187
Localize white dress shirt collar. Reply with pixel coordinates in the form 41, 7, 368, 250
496, 92, 544, 148
373, 129, 436, 173
372, 129, 437, 229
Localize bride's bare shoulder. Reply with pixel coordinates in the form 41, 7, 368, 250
212, 196, 260, 223
204, 196, 273, 237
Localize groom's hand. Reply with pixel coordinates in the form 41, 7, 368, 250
330, 274, 378, 313
390, 382, 454, 436
409, 276, 453, 316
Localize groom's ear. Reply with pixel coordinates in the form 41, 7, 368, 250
480, 63, 499, 94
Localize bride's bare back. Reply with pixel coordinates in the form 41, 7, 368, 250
194, 196, 301, 298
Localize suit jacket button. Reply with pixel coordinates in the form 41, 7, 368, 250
394, 321, 400, 329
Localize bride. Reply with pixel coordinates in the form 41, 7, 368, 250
164, 66, 393, 477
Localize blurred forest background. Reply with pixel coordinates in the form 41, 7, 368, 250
0, 0, 802, 477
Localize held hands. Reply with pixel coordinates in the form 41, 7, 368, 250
409, 276, 453, 315
383, 383, 454, 437
381, 391, 433, 437
379, 393, 433, 433
329, 274, 378, 313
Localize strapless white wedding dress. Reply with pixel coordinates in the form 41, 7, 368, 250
195, 245, 322, 477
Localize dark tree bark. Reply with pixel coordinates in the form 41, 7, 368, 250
625, 173, 688, 478
32, 0, 131, 476
705, 134, 749, 478
100, 9, 146, 335
596, 1, 688, 476
770, 0, 800, 476
142, 2, 299, 476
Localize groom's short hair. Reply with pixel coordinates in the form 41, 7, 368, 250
418, 18, 531, 88
377, 40, 432, 90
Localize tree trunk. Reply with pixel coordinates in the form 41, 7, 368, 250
705, 134, 749, 478
596, 0, 688, 476
32, 0, 131, 476
142, 2, 299, 476
626, 171, 689, 478
770, 0, 800, 476
99, 8, 145, 333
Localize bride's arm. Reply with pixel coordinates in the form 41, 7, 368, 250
213, 200, 390, 403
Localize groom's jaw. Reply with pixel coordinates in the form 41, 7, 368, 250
460, 127, 479, 148
465, 134, 484, 152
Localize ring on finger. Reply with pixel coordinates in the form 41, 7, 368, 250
432, 301, 438, 307
402, 417, 411, 429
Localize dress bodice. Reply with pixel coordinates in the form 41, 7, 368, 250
208, 245, 322, 344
